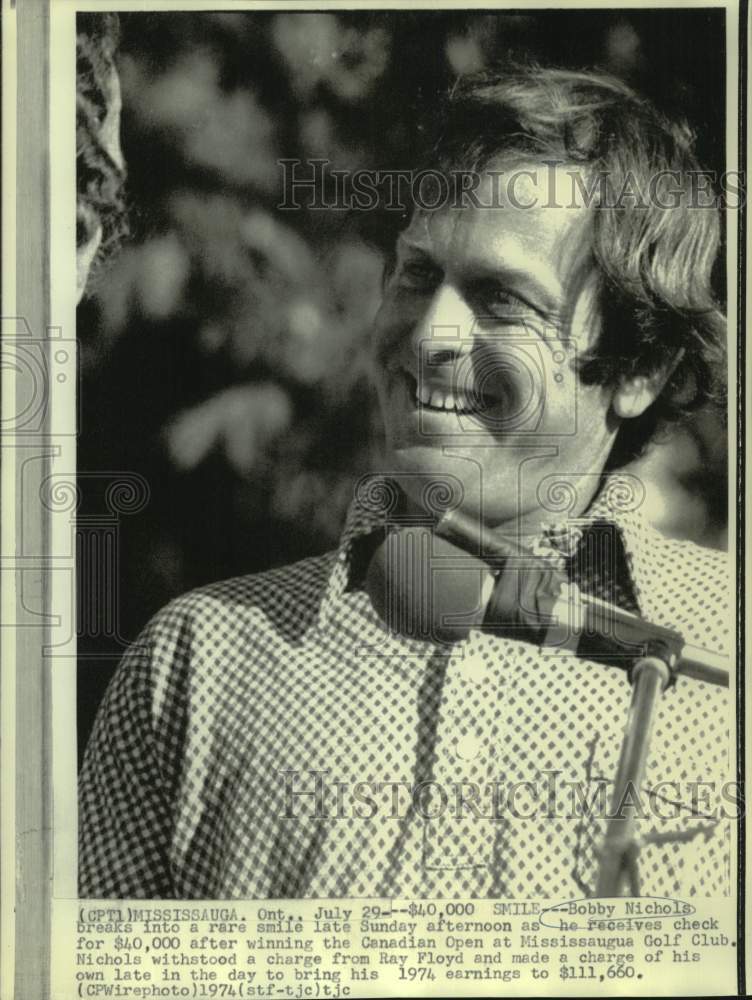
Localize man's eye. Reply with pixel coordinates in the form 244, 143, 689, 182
395, 259, 442, 291
473, 283, 531, 319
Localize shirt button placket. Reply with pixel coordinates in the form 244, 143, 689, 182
421, 640, 501, 880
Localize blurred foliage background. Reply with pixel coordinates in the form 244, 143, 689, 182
78, 8, 728, 749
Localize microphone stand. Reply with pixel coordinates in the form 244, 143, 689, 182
414, 507, 729, 897
594, 644, 676, 897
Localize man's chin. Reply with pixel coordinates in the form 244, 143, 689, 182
379, 444, 492, 522
381, 436, 571, 528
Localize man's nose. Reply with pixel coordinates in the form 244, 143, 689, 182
408, 283, 475, 362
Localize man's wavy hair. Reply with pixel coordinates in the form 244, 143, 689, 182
425, 66, 726, 468
77, 12, 127, 278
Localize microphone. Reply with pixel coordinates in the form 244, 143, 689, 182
364, 507, 729, 688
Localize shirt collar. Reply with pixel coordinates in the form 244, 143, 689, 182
580, 473, 658, 615
318, 472, 658, 627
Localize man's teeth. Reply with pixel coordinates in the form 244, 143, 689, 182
415, 382, 486, 413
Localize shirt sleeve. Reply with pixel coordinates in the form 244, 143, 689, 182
78, 618, 182, 899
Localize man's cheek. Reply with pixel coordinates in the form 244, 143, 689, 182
474, 350, 545, 435
372, 310, 411, 367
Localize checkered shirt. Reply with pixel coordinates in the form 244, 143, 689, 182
79, 477, 733, 899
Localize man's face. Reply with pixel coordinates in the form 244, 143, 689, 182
372, 161, 620, 531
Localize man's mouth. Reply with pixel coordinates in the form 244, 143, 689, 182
403, 371, 495, 416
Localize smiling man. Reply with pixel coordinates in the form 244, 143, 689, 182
375, 164, 618, 530
79, 67, 732, 900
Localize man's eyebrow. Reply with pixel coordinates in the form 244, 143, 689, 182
472, 261, 563, 311
395, 234, 438, 259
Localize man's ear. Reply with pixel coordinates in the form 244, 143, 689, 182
612, 350, 684, 419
